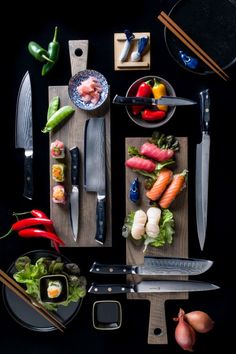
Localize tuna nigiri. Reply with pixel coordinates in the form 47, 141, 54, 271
125, 156, 156, 173
140, 142, 175, 162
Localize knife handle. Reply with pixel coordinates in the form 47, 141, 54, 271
88, 283, 133, 294
199, 89, 210, 132
95, 197, 106, 244
70, 146, 79, 185
90, 262, 134, 274
23, 152, 33, 200
113, 95, 152, 106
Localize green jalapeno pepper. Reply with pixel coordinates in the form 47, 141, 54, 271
42, 27, 60, 76
47, 96, 60, 120
28, 41, 54, 63
42, 105, 75, 133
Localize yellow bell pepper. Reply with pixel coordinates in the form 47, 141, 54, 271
152, 79, 168, 112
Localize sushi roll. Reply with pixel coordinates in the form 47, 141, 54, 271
52, 184, 66, 204
50, 139, 65, 159
47, 280, 62, 299
52, 163, 65, 182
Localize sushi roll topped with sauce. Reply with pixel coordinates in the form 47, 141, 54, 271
50, 139, 65, 159
47, 280, 62, 299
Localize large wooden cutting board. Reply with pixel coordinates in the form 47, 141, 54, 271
125, 137, 188, 344
48, 40, 112, 247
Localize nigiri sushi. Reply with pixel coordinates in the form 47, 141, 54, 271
52, 163, 65, 182
47, 280, 62, 299
50, 139, 65, 159
52, 185, 66, 204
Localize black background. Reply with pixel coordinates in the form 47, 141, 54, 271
0, 0, 235, 352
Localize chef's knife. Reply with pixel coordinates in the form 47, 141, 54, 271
196, 89, 210, 251
113, 94, 197, 106
84, 118, 106, 244
15, 71, 33, 200
69, 146, 80, 241
90, 256, 213, 276
88, 280, 219, 294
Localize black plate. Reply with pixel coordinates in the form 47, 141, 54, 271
164, 0, 236, 75
2, 250, 83, 332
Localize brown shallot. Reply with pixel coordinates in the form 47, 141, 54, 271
174, 308, 196, 351
185, 310, 214, 333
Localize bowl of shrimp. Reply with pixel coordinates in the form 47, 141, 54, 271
68, 69, 109, 111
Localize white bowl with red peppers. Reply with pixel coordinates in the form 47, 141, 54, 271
125, 76, 176, 128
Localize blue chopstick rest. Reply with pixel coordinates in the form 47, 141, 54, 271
129, 177, 140, 203
119, 29, 135, 62
179, 50, 199, 69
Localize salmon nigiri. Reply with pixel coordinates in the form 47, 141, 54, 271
159, 169, 188, 208
146, 168, 173, 201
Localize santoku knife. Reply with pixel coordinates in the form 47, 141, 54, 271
196, 89, 210, 251
113, 94, 197, 106
88, 280, 219, 294
15, 71, 33, 200
90, 257, 213, 276
69, 146, 80, 241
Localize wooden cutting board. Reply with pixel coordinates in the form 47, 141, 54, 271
48, 40, 112, 247
125, 137, 188, 344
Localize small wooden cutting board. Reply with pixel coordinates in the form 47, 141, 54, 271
125, 137, 188, 344
48, 40, 112, 247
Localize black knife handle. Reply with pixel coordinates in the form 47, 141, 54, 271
23, 153, 33, 200
70, 146, 79, 185
199, 89, 210, 132
88, 283, 132, 294
95, 197, 106, 244
90, 262, 135, 274
113, 95, 152, 106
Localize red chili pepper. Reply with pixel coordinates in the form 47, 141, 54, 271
31, 210, 60, 253
18, 228, 65, 245
141, 109, 166, 121
1, 218, 53, 239
132, 80, 152, 116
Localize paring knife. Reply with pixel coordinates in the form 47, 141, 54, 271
15, 71, 33, 200
84, 118, 106, 244
69, 146, 80, 241
90, 257, 213, 276
196, 89, 210, 251
88, 280, 219, 294
113, 94, 197, 106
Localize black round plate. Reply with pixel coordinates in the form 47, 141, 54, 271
164, 0, 236, 75
2, 250, 83, 332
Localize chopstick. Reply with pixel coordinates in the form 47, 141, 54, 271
0, 269, 65, 333
158, 11, 229, 81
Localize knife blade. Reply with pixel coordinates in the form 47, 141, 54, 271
113, 94, 197, 106
15, 71, 33, 200
88, 280, 219, 294
84, 118, 106, 244
196, 89, 210, 251
69, 146, 80, 241
90, 256, 213, 276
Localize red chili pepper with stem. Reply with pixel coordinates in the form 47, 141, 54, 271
141, 109, 166, 121
18, 228, 65, 245
132, 80, 153, 116
1, 218, 53, 239
12, 209, 61, 253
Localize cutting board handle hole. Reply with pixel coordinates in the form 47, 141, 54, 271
154, 328, 162, 336
74, 48, 83, 57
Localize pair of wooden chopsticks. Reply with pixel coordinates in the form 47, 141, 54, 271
158, 11, 229, 81
0, 269, 65, 333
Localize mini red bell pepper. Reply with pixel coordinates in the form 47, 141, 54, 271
141, 109, 166, 121
132, 80, 152, 115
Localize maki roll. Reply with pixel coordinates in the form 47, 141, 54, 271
50, 139, 65, 159
47, 280, 62, 299
52, 184, 66, 204
52, 163, 65, 182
